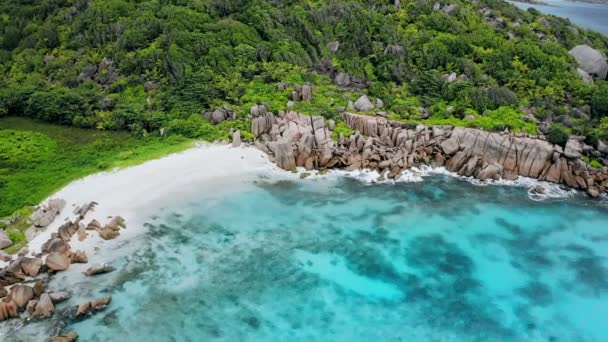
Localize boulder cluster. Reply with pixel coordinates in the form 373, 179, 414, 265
0, 199, 121, 340
250, 109, 608, 197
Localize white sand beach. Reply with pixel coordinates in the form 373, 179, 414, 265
6, 143, 276, 267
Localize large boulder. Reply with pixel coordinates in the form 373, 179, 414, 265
564, 138, 583, 159
203, 107, 232, 124
46, 252, 70, 271
0, 230, 11, 249
33, 293, 54, 317
335, 72, 351, 87
569, 45, 608, 80
70, 250, 88, 264
232, 130, 241, 148
273, 139, 296, 170
31, 198, 66, 228
43, 237, 70, 254
327, 41, 340, 54
0, 298, 18, 321
354, 95, 375, 112
10, 284, 34, 308
20, 257, 43, 277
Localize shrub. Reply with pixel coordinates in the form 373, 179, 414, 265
547, 126, 570, 146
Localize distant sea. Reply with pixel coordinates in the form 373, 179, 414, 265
509, 0, 608, 36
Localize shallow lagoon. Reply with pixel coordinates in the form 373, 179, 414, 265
7, 175, 608, 341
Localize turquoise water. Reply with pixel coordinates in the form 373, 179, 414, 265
509, 0, 608, 36
7, 175, 608, 341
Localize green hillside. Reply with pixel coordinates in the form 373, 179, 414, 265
1, 0, 607, 143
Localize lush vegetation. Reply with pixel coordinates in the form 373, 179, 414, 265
0, 117, 195, 217
0, 0, 607, 143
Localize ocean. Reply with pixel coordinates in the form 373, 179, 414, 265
6, 172, 607, 341
509, 0, 608, 36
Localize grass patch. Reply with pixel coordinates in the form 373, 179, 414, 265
0, 117, 194, 217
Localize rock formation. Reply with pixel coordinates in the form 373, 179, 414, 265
0, 230, 12, 249
253, 110, 608, 197
569, 45, 608, 81
31, 198, 66, 228
203, 106, 233, 124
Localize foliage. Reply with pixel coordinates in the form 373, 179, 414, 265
0, 117, 194, 216
332, 120, 355, 141
547, 126, 571, 146
0, 0, 605, 138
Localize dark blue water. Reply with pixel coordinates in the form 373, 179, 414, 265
4, 175, 608, 341
510, 0, 608, 36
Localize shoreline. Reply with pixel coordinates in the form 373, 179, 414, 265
1, 140, 606, 339
5, 137, 605, 263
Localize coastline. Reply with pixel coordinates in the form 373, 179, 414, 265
22, 143, 274, 258
6, 136, 605, 264
1, 140, 606, 339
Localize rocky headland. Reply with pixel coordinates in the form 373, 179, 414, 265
247, 106, 608, 198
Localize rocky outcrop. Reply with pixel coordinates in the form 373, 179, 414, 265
203, 106, 233, 124
31, 198, 66, 228
0, 201, 124, 329
253, 109, 336, 171
290, 84, 313, 102
76, 296, 111, 318
254, 111, 608, 197
569, 45, 608, 80
251, 105, 276, 138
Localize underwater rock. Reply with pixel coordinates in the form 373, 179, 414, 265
84, 264, 114, 276
76, 296, 111, 317
49, 291, 71, 304
50, 332, 78, 342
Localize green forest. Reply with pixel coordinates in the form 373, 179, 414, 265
1, 0, 607, 137
1, 0, 608, 217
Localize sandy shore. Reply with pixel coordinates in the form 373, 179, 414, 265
5, 143, 275, 267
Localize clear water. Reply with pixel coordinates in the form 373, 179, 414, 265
6, 175, 608, 341
509, 0, 608, 36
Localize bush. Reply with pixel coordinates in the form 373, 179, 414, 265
547, 126, 570, 146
